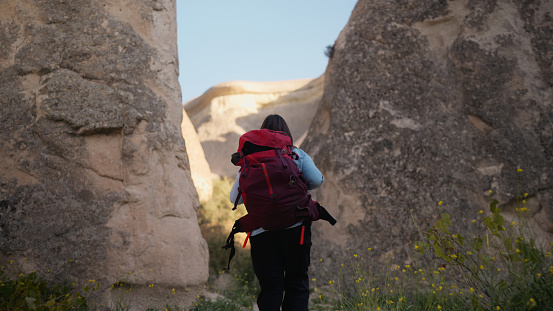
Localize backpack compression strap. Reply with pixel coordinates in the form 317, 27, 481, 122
222, 215, 261, 270
222, 220, 240, 270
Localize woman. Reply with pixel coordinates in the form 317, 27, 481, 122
230, 114, 324, 311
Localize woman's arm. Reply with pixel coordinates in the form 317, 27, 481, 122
294, 148, 324, 190
229, 171, 244, 205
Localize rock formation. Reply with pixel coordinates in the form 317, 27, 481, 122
303, 0, 553, 266
0, 0, 208, 308
185, 77, 324, 177
181, 109, 213, 203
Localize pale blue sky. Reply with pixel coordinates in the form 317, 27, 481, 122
176, 1, 357, 102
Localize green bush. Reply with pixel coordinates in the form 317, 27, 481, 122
0, 269, 92, 311
414, 196, 553, 311
199, 177, 251, 275
310, 171, 553, 311
198, 177, 259, 308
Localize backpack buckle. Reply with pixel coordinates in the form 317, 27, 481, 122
289, 175, 297, 185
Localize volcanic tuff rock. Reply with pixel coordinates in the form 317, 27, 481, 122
0, 0, 208, 308
303, 0, 553, 266
181, 109, 213, 203
185, 77, 323, 177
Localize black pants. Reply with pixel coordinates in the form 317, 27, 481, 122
250, 221, 312, 311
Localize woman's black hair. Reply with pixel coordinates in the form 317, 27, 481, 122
260, 114, 293, 145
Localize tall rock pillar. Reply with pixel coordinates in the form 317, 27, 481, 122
0, 0, 208, 307
303, 0, 553, 265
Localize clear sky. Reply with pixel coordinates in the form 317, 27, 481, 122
176, 1, 358, 103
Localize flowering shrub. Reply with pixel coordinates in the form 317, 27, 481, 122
311, 170, 553, 311
414, 196, 553, 311
0, 269, 92, 311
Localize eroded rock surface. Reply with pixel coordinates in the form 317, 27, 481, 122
303, 0, 553, 266
181, 109, 213, 203
185, 77, 323, 177
0, 0, 208, 307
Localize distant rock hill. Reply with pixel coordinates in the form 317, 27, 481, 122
185, 76, 324, 177
303, 0, 553, 265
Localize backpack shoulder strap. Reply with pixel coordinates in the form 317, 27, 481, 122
232, 188, 242, 211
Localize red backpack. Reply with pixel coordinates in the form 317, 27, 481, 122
222, 129, 336, 269
232, 129, 320, 231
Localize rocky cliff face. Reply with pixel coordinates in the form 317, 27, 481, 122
0, 0, 208, 307
304, 0, 553, 265
185, 77, 323, 177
